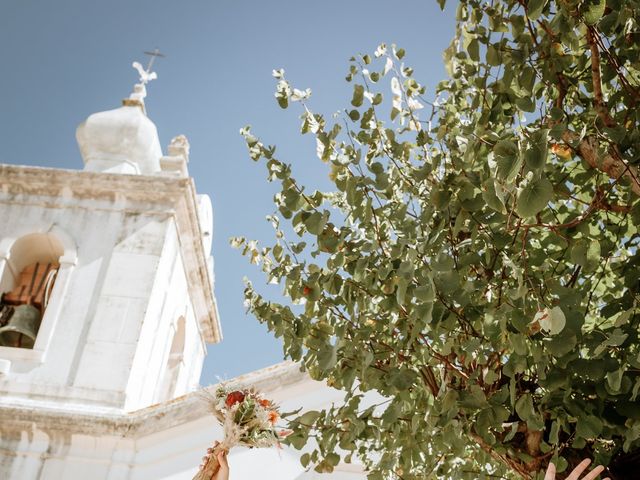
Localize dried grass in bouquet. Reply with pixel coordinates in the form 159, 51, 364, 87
193, 386, 289, 480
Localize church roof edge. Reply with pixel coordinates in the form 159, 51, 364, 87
0, 362, 308, 437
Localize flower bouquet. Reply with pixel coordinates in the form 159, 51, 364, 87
193, 386, 288, 480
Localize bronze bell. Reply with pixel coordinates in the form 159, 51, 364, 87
0, 305, 41, 348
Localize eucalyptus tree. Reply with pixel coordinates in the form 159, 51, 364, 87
234, 0, 640, 478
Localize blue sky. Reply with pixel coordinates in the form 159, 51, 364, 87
0, 0, 455, 382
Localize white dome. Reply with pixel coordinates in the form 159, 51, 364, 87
76, 103, 162, 175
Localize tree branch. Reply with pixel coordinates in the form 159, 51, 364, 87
586, 28, 616, 128
561, 131, 640, 196
470, 431, 532, 479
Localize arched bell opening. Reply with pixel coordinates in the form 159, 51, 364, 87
0, 233, 63, 349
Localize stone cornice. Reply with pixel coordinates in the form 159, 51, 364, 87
0, 164, 221, 343
1, 164, 188, 206
0, 362, 307, 437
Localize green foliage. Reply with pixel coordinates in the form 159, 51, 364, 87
237, 1, 640, 478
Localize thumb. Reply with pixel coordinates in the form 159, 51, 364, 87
217, 450, 229, 471
544, 462, 556, 480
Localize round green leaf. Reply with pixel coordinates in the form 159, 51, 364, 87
516, 176, 553, 218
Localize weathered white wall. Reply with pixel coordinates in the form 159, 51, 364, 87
126, 219, 205, 409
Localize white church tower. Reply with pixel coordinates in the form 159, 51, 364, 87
0, 60, 365, 480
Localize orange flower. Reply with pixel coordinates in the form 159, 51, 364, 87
268, 410, 279, 424
259, 399, 271, 408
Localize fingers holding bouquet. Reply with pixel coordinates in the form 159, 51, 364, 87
215, 447, 229, 480
197, 441, 229, 480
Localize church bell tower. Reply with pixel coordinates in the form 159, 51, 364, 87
0, 58, 221, 415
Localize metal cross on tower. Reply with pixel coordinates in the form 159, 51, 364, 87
143, 48, 166, 73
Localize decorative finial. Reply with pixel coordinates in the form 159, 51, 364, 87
124, 49, 166, 110
132, 62, 157, 85
132, 49, 165, 85
168, 135, 190, 159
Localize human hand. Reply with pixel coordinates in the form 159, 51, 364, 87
544, 459, 610, 480
197, 441, 229, 480
212, 446, 229, 480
